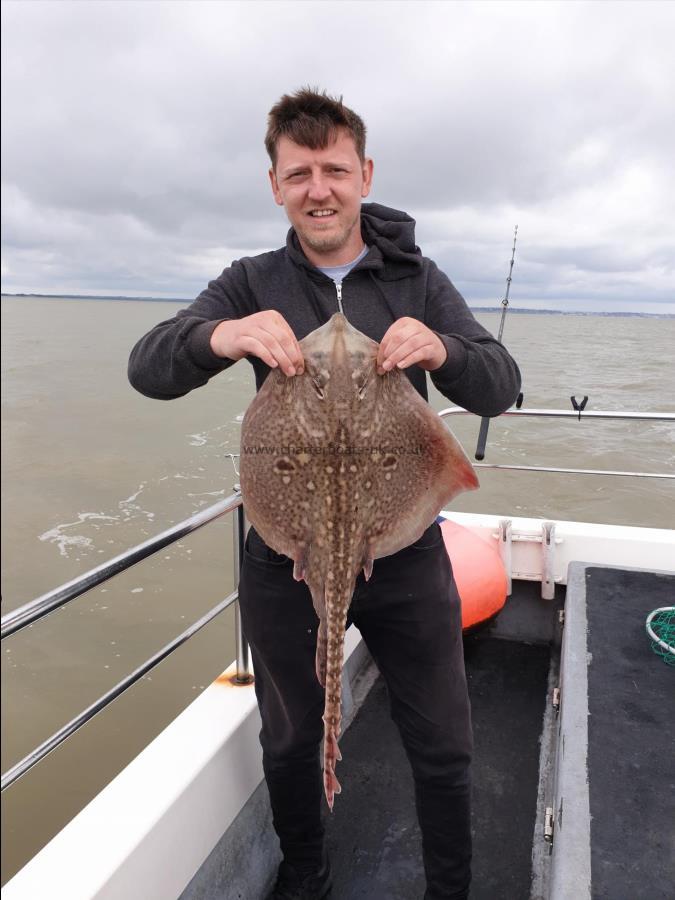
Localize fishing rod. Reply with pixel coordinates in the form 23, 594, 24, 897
475, 225, 518, 461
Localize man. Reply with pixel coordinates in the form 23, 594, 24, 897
129, 88, 520, 900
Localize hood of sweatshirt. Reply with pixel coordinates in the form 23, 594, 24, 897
286, 202, 424, 282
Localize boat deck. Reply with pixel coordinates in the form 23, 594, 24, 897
325, 636, 551, 899
181, 579, 560, 900
181, 567, 675, 900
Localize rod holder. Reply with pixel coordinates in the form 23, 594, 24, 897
475, 416, 491, 461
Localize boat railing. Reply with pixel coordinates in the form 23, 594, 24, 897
1, 492, 251, 791
439, 406, 675, 479
2, 406, 674, 791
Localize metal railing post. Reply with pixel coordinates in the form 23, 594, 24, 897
232, 493, 253, 684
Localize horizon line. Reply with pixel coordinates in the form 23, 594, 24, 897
1, 292, 673, 318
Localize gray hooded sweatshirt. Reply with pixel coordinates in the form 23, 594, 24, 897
128, 203, 520, 417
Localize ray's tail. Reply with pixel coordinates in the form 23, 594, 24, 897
318, 597, 350, 811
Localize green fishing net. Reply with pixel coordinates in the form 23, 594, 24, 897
645, 607, 675, 666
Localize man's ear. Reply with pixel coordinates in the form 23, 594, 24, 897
361, 158, 374, 198
269, 168, 284, 206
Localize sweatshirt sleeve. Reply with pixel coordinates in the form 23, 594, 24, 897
424, 261, 521, 416
128, 260, 255, 400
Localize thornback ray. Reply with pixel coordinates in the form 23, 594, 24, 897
239, 313, 479, 809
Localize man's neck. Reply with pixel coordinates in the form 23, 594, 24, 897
298, 234, 367, 269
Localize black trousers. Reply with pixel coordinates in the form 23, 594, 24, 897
238, 521, 473, 900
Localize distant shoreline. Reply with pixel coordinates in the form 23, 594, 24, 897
2, 293, 193, 302
1, 293, 673, 318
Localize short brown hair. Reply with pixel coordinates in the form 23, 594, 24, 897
265, 87, 367, 168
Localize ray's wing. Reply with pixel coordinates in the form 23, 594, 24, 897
240, 371, 324, 557
240, 369, 332, 627
360, 370, 479, 560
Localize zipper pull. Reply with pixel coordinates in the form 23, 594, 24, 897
335, 282, 344, 315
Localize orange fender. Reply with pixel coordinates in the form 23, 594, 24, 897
440, 519, 508, 631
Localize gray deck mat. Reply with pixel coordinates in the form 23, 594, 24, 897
325, 636, 550, 899
585, 567, 675, 900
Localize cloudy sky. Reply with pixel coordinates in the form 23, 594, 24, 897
1, 0, 673, 313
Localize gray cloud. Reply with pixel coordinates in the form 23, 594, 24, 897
1, 0, 674, 311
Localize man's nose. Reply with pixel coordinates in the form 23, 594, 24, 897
307, 173, 331, 201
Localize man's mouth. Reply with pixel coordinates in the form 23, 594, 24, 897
308, 209, 337, 218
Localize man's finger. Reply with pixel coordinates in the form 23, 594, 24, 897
377, 319, 419, 367
238, 335, 280, 371
241, 331, 297, 376
393, 345, 438, 371
380, 331, 430, 371
258, 319, 304, 374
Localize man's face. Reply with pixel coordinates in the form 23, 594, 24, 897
269, 129, 374, 264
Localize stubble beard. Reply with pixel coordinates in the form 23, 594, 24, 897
294, 210, 360, 255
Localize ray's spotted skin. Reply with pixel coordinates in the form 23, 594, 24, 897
239, 314, 479, 809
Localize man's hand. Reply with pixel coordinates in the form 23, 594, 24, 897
377, 317, 447, 375
210, 311, 304, 377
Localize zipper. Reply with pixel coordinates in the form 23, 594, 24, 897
335, 282, 344, 315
